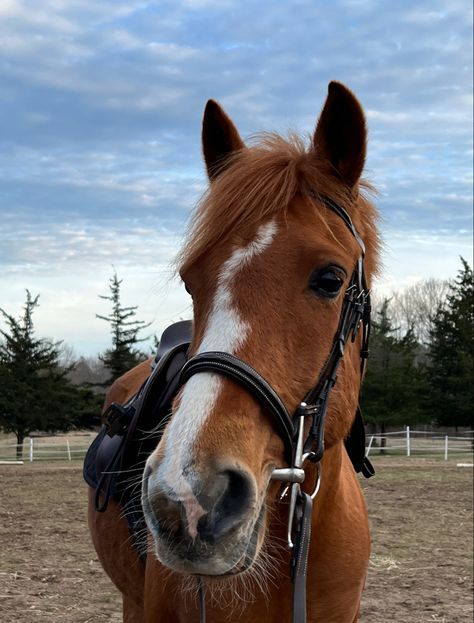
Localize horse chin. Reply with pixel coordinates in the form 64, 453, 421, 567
149, 504, 266, 579
203, 514, 265, 579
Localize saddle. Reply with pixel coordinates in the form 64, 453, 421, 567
83, 320, 193, 554
83, 320, 372, 557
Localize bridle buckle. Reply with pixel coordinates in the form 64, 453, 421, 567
271, 411, 322, 549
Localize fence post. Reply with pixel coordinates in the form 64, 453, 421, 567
444, 435, 448, 461
406, 426, 411, 457
366, 435, 374, 457
66, 440, 71, 462
29, 438, 34, 462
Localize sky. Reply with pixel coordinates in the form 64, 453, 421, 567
0, 0, 472, 356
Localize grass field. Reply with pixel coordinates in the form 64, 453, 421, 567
0, 457, 472, 622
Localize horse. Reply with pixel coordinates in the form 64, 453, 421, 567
87, 81, 380, 623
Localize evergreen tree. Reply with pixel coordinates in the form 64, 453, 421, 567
97, 271, 150, 383
68, 384, 104, 430
0, 291, 83, 459
360, 299, 427, 443
426, 258, 473, 428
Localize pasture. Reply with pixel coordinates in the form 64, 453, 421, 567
0, 458, 472, 622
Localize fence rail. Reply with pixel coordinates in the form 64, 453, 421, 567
0, 438, 92, 462
366, 426, 473, 461
0, 427, 472, 463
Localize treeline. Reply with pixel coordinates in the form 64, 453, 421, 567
1, 261, 472, 459
361, 258, 473, 434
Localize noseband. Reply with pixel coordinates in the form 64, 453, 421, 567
179, 194, 373, 623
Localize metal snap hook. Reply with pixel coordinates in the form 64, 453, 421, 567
309, 462, 322, 500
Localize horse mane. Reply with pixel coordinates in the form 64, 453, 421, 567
178, 132, 380, 276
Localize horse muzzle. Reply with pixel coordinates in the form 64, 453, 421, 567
142, 460, 264, 576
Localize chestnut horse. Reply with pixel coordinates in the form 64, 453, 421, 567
87, 81, 380, 623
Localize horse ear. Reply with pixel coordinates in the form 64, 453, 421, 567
313, 81, 367, 188
202, 100, 245, 180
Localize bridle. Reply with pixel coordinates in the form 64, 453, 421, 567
179, 194, 373, 623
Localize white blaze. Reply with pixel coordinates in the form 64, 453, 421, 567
155, 219, 278, 538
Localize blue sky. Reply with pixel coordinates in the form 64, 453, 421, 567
1, 0, 472, 355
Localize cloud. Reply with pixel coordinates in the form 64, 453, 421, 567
0, 219, 190, 356
377, 229, 472, 294
0, 0, 472, 353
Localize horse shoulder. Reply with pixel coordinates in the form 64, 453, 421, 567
103, 358, 154, 411
89, 358, 153, 618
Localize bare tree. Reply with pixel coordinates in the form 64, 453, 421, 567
59, 343, 77, 368
384, 278, 450, 344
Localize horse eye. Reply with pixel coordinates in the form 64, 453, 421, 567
309, 267, 345, 298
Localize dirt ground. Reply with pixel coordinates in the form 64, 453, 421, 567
0, 458, 472, 622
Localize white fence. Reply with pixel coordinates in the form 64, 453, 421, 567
0, 427, 472, 463
0, 436, 93, 462
366, 426, 474, 461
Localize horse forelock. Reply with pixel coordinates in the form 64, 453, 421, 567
177, 131, 380, 281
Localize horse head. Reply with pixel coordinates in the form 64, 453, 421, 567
142, 82, 379, 582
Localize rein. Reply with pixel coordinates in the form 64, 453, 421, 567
179, 195, 374, 623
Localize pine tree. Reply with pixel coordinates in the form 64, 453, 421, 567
426, 258, 473, 428
97, 271, 150, 383
0, 291, 83, 459
360, 299, 427, 445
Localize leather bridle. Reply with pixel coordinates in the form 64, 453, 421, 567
179, 194, 373, 623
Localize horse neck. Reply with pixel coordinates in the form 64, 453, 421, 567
310, 440, 367, 536
304, 441, 344, 503
315, 441, 345, 500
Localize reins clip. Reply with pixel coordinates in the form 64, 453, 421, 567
271, 411, 322, 550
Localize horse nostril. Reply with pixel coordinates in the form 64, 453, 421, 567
220, 469, 252, 516
198, 468, 254, 543
148, 492, 184, 539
